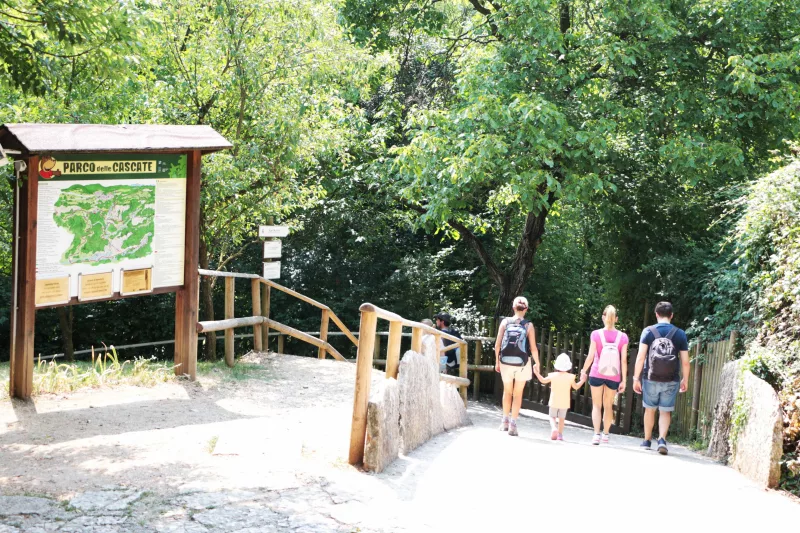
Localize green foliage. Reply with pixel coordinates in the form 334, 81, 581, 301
0, 0, 146, 95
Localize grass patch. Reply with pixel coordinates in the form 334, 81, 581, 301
197, 360, 271, 381
0, 346, 175, 398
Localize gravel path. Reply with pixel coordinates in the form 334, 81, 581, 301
1, 353, 798, 532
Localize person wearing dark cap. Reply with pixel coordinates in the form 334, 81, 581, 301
434, 312, 463, 376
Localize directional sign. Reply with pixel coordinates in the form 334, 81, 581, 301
258, 225, 289, 238
263, 261, 281, 280
263, 240, 282, 259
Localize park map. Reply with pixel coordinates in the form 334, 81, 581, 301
53, 184, 156, 266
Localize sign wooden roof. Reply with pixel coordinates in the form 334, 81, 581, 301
0, 123, 232, 155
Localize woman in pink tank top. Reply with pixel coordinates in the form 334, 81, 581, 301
579, 305, 628, 445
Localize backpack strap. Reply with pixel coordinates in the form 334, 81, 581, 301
665, 326, 678, 341
598, 330, 608, 348
612, 330, 622, 348
647, 325, 661, 339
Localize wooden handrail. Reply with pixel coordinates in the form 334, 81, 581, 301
198, 268, 357, 363
260, 278, 329, 310
198, 268, 260, 279
358, 302, 463, 345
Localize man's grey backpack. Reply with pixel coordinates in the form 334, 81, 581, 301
646, 326, 679, 381
499, 318, 530, 366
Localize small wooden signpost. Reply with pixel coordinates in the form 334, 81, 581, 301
0, 123, 231, 399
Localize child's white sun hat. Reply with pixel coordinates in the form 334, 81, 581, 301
554, 353, 573, 371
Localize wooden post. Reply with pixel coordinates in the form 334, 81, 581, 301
224, 277, 235, 367
261, 283, 270, 351
459, 340, 468, 406
174, 150, 201, 380
385, 320, 403, 379
728, 330, 738, 359
411, 327, 422, 353
690, 343, 703, 433
349, 309, 378, 466
472, 341, 483, 401
10, 156, 38, 399
642, 299, 649, 329
277, 334, 285, 354
251, 279, 262, 351
318, 309, 330, 359
373, 331, 381, 361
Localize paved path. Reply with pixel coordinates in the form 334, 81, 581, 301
1, 354, 798, 532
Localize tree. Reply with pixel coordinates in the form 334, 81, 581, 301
0, 0, 144, 95
369, 0, 800, 318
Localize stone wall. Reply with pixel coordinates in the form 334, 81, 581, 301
364, 350, 470, 473
707, 360, 783, 488
364, 378, 400, 473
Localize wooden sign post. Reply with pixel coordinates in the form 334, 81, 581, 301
1, 124, 231, 399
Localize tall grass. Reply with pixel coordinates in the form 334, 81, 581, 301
32, 345, 175, 394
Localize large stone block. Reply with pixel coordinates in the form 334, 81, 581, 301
708, 360, 783, 488
440, 381, 470, 431
399, 350, 434, 453
364, 378, 400, 473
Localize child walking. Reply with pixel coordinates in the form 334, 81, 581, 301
534, 353, 586, 440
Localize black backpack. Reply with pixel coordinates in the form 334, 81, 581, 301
499, 318, 530, 367
645, 325, 679, 381
443, 327, 463, 366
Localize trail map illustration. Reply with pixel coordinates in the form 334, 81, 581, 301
53, 184, 156, 265
35, 153, 187, 301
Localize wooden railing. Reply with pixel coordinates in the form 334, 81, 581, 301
670, 332, 737, 439
348, 302, 471, 466
196, 269, 357, 365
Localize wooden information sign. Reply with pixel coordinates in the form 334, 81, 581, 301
258, 225, 289, 238
263, 240, 282, 259
1, 123, 232, 399
263, 261, 281, 279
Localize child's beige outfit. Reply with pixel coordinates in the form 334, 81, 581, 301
547, 371, 575, 418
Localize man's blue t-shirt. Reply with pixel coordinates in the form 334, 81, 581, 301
639, 323, 689, 382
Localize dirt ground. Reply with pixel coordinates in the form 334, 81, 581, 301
1, 353, 799, 532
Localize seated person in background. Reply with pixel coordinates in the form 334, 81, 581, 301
435, 312, 463, 376
420, 318, 439, 364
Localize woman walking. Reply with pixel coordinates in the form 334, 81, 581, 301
495, 296, 540, 436
580, 305, 628, 444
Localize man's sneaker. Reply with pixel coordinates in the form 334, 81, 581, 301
499, 419, 509, 431
508, 423, 519, 437
591, 434, 601, 445
601, 433, 610, 444
657, 438, 668, 455
640, 439, 652, 450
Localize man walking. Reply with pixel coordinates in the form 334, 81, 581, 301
633, 301, 691, 455
434, 312, 462, 376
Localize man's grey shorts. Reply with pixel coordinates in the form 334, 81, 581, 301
549, 407, 568, 418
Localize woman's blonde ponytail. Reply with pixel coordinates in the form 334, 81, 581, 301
602, 305, 617, 329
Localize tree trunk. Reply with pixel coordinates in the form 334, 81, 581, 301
199, 236, 217, 361
492, 207, 550, 320
57, 306, 75, 362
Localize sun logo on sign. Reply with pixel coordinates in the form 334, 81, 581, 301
39, 156, 62, 180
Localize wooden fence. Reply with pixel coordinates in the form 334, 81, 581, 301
196, 269, 358, 365
348, 302, 470, 466
669, 333, 737, 439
